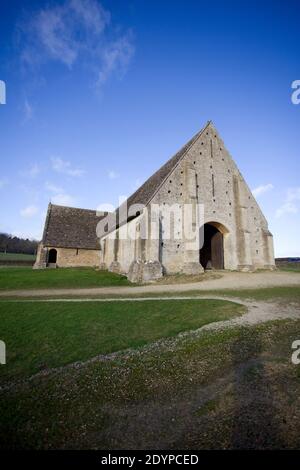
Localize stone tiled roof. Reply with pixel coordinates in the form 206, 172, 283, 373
42, 204, 108, 249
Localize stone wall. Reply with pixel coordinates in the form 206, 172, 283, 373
34, 244, 100, 268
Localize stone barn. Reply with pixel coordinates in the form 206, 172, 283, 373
35, 121, 275, 279
34, 204, 108, 268
98, 121, 275, 281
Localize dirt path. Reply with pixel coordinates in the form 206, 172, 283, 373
0, 271, 300, 298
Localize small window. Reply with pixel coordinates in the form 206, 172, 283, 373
76, 248, 79, 255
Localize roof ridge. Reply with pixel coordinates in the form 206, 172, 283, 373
50, 204, 99, 213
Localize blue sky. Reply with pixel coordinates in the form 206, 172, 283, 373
0, 0, 299, 256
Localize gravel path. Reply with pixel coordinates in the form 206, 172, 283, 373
0, 271, 299, 298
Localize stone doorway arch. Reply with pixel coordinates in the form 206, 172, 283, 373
200, 222, 228, 270
48, 248, 57, 264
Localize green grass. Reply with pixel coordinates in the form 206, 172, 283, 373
1, 318, 299, 449
0, 267, 131, 290
0, 299, 245, 380
277, 263, 300, 272
0, 252, 36, 261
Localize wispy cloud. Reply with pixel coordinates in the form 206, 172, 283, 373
23, 98, 34, 122
276, 187, 300, 218
45, 181, 64, 193
51, 193, 76, 206
108, 170, 119, 180
97, 32, 135, 87
45, 180, 76, 207
21, 163, 40, 178
51, 157, 84, 177
20, 205, 39, 218
252, 183, 274, 198
19, 0, 134, 88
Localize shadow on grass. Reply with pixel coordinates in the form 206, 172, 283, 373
230, 331, 282, 449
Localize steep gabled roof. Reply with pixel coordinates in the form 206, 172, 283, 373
42, 204, 108, 249
125, 121, 211, 210
111, 121, 211, 231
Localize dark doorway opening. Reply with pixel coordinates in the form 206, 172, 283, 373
200, 223, 224, 269
48, 248, 57, 264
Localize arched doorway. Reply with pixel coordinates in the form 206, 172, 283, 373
48, 248, 57, 264
200, 223, 225, 269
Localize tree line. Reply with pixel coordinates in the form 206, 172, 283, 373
0, 233, 38, 255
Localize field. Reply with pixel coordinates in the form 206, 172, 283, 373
275, 261, 300, 272
0, 269, 299, 449
0, 267, 131, 290
0, 298, 244, 380
0, 252, 36, 261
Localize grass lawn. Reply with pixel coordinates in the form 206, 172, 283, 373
0, 318, 299, 449
0, 299, 245, 380
0, 267, 131, 290
0, 253, 36, 261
